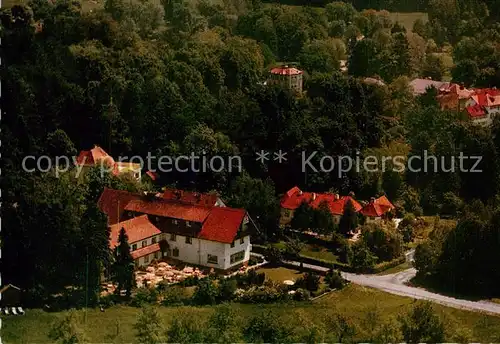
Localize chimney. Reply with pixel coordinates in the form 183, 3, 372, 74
335, 194, 340, 200
312, 193, 316, 200
298, 190, 303, 196
370, 197, 376, 202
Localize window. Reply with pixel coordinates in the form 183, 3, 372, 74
144, 255, 149, 264
170, 233, 176, 241
172, 219, 178, 225
207, 254, 218, 264
173, 248, 179, 257
151, 236, 157, 244
185, 236, 192, 244
186, 221, 191, 227
230, 251, 245, 264
240, 237, 244, 245
230, 241, 235, 248
142, 240, 147, 248
132, 244, 137, 251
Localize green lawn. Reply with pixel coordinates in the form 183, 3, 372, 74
273, 241, 339, 263
4, 284, 500, 343
257, 266, 304, 282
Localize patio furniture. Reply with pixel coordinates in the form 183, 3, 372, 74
18, 307, 25, 315
4, 308, 9, 315
11, 308, 18, 315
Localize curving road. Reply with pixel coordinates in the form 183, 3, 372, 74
341, 268, 500, 315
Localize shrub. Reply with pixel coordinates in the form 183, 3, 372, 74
218, 278, 237, 302
293, 288, 310, 301
130, 287, 159, 307
178, 275, 200, 287
249, 255, 264, 266
192, 279, 218, 305
350, 243, 377, 273
234, 282, 288, 304
325, 269, 346, 289
161, 286, 188, 306
265, 246, 283, 265
295, 272, 320, 292
236, 269, 266, 287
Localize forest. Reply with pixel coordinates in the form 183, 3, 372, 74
2, 0, 500, 307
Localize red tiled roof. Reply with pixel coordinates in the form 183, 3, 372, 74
162, 189, 218, 207
76, 145, 115, 166
124, 198, 211, 223
360, 202, 386, 217
360, 195, 395, 217
466, 104, 486, 118
109, 215, 161, 249
470, 88, 500, 107
97, 188, 144, 225
270, 66, 303, 75
131, 243, 161, 259
199, 207, 246, 243
280, 187, 362, 215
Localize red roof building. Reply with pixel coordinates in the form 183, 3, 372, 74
109, 215, 161, 249
280, 187, 362, 222
76, 145, 141, 179
98, 188, 253, 269
268, 65, 304, 94
360, 195, 395, 219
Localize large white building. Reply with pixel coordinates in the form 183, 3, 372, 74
101, 188, 252, 271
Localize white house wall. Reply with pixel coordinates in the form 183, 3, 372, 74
223, 235, 251, 270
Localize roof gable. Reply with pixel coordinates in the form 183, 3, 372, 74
199, 207, 246, 243
109, 215, 161, 249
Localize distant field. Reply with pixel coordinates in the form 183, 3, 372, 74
4, 284, 500, 343
389, 12, 428, 30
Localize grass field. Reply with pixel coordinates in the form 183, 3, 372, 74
273, 241, 339, 263
389, 12, 428, 30
3, 284, 500, 343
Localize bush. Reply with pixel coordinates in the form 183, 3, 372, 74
295, 272, 320, 292
192, 279, 218, 305
350, 243, 377, 273
234, 282, 288, 304
218, 278, 237, 302
130, 287, 159, 307
293, 288, 311, 301
265, 246, 283, 264
249, 255, 264, 266
178, 275, 201, 287
161, 286, 188, 306
235, 269, 266, 288
100, 294, 120, 308
325, 269, 346, 289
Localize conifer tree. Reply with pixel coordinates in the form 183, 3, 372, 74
111, 228, 135, 297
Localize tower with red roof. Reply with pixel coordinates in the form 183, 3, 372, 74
269, 64, 303, 94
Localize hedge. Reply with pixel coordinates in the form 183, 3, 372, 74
371, 256, 407, 274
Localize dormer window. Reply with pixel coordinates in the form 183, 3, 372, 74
186, 221, 191, 227
173, 219, 178, 225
